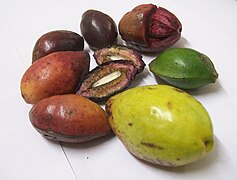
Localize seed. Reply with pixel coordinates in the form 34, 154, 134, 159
92, 71, 122, 87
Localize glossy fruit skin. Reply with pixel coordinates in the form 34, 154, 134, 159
32, 30, 84, 63
106, 85, 214, 167
149, 48, 218, 89
21, 51, 90, 104
29, 94, 112, 143
119, 4, 182, 52
80, 10, 118, 50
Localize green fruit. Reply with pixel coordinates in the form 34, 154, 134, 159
149, 48, 218, 89
106, 85, 214, 167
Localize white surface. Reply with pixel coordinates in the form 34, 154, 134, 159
1, 0, 237, 179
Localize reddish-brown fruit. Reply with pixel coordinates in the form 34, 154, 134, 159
119, 4, 182, 52
29, 94, 112, 143
21, 51, 90, 104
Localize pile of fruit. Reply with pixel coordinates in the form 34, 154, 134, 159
20, 4, 218, 167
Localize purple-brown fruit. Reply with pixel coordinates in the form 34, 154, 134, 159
93, 45, 145, 74
32, 30, 84, 63
80, 10, 118, 50
29, 94, 112, 143
119, 4, 182, 52
76, 60, 137, 102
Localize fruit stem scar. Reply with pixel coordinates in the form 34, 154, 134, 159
92, 71, 122, 87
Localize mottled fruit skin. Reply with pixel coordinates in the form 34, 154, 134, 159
80, 10, 118, 50
32, 30, 84, 63
29, 94, 112, 143
21, 51, 90, 104
119, 4, 182, 52
106, 85, 214, 167
149, 48, 219, 89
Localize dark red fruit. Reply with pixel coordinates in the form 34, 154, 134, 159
80, 10, 118, 50
32, 30, 84, 63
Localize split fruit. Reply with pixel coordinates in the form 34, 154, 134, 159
106, 85, 214, 167
119, 4, 182, 52
93, 45, 145, 74
77, 60, 137, 102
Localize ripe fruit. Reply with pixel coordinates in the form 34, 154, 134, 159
29, 94, 111, 143
32, 30, 84, 63
80, 10, 118, 50
106, 85, 214, 167
21, 51, 90, 104
77, 60, 137, 102
93, 45, 145, 74
119, 4, 182, 52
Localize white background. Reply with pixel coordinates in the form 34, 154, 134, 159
1, 0, 237, 179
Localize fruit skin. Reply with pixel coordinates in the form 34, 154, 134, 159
106, 85, 214, 167
119, 4, 182, 52
149, 48, 218, 89
80, 10, 118, 50
29, 94, 112, 143
21, 51, 90, 104
32, 30, 84, 63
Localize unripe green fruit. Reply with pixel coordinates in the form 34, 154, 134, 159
106, 85, 214, 167
149, 48, 218, 89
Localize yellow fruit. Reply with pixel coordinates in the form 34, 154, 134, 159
106, 85, 214, 167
